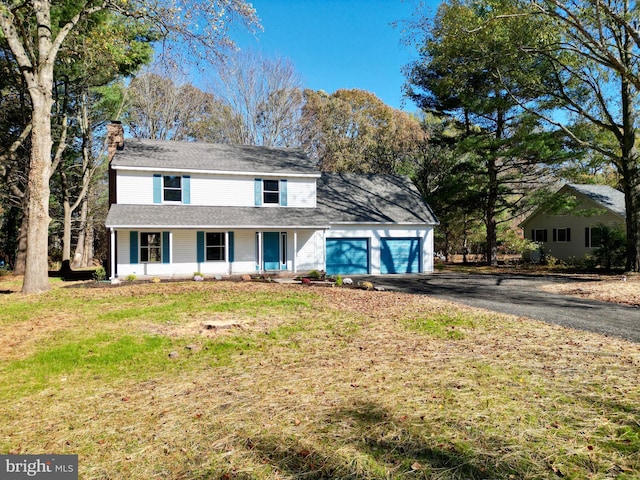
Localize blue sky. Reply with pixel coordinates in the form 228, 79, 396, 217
234, 0, 438, 111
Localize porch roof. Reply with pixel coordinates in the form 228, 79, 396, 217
105, 204, 330, 229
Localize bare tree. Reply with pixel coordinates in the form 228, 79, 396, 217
208, 51, 305, 147
125, 65, 223, 141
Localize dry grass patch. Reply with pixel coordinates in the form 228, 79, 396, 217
0, 281, 639, 479
540, 274, 640, 307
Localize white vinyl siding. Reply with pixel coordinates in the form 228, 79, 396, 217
296, 230, 323, 271
173, 230, 196, 264
119, 174, 316, 207
286, 178, 316, 208
117, 171, 155, 205
190, 176, 254, 206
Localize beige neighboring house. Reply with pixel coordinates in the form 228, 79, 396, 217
520, 184, 626, 262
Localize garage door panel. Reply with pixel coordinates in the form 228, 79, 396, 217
380, 238, 420, 274
326, 238, 369, 275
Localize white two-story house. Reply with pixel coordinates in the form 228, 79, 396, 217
104, 122, 438, 279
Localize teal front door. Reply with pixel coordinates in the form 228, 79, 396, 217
263, 232, 281, 270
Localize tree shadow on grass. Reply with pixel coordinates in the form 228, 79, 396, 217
244, 400, 527, 479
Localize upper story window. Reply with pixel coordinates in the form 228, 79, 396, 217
164, 176, 182, 202
263, 180, 280, 204
255, 178, 287, 206
154, 174, 190, 204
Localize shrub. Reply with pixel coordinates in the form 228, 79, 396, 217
93, 267, 107, 282
593, 224, 626, 270
335, 275, 343, 286
125, 274, 137, 282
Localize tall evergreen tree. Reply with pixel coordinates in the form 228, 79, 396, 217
405, 0, 565, 265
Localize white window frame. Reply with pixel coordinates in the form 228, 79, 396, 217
263, 179, 280, 204
205, 232, 226, 262
140, 232, 162, 263
163, 175, 182, 203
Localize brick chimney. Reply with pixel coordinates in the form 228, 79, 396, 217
107, 121, 124, 206
107, 120, 124, 162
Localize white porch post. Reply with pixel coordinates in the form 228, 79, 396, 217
257, 231, 263, 273
225, 231, 231, 275
293, 230, 298, 273
169, 231, 173, 267
110, 228, 116, 280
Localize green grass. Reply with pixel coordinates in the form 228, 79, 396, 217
404, 311, 478, 339
0, 280, 638, 479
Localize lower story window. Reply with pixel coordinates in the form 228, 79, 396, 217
553, 228, 571, 242
585, 227, 603, 248
206, 232, 225, 261
532, 229, 547, 242
141, 232, 161, 263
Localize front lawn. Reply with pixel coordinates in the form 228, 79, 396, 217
0, 280, 638, 479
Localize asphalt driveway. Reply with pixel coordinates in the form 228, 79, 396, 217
353, 272, 640, 343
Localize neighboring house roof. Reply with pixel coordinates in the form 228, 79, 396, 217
521, 183, 626, 229
566, 184, 626, 218
105, 204, 330, 229
317, 173, 439, 225
111, 139, 320, 177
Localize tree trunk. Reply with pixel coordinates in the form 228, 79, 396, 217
485, 157, 499, 267
13, 207, 28, 275
83, 215, 95, 267
21, 87, 54, 293
621, 168, 640, 272
72, 195, 88, 268
60, 170, 72, 270
619, 47, 640, 272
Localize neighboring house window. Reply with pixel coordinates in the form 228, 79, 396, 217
585, 227, 603, 248
532, 229, 547, 242
141, 232, 161, 262
206, 232, 226, 261
553, 228, 571, 242
164, 175, 182, 202
263, 179, 279, 204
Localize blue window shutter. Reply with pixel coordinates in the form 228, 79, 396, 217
130, 231, 139, 264
153, 175, 161, 204
229, 232, 234, 262
162, 232, 170, 264
279, 179, 288, 206
254, 178, 262, 206
182, 175, 190, 204
197, 231, 204, 263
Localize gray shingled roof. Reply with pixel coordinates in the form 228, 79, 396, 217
105, 204, 330, 229
111, 139, 320, 176
317, 173, 438, 224
568, 184, 626, 218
